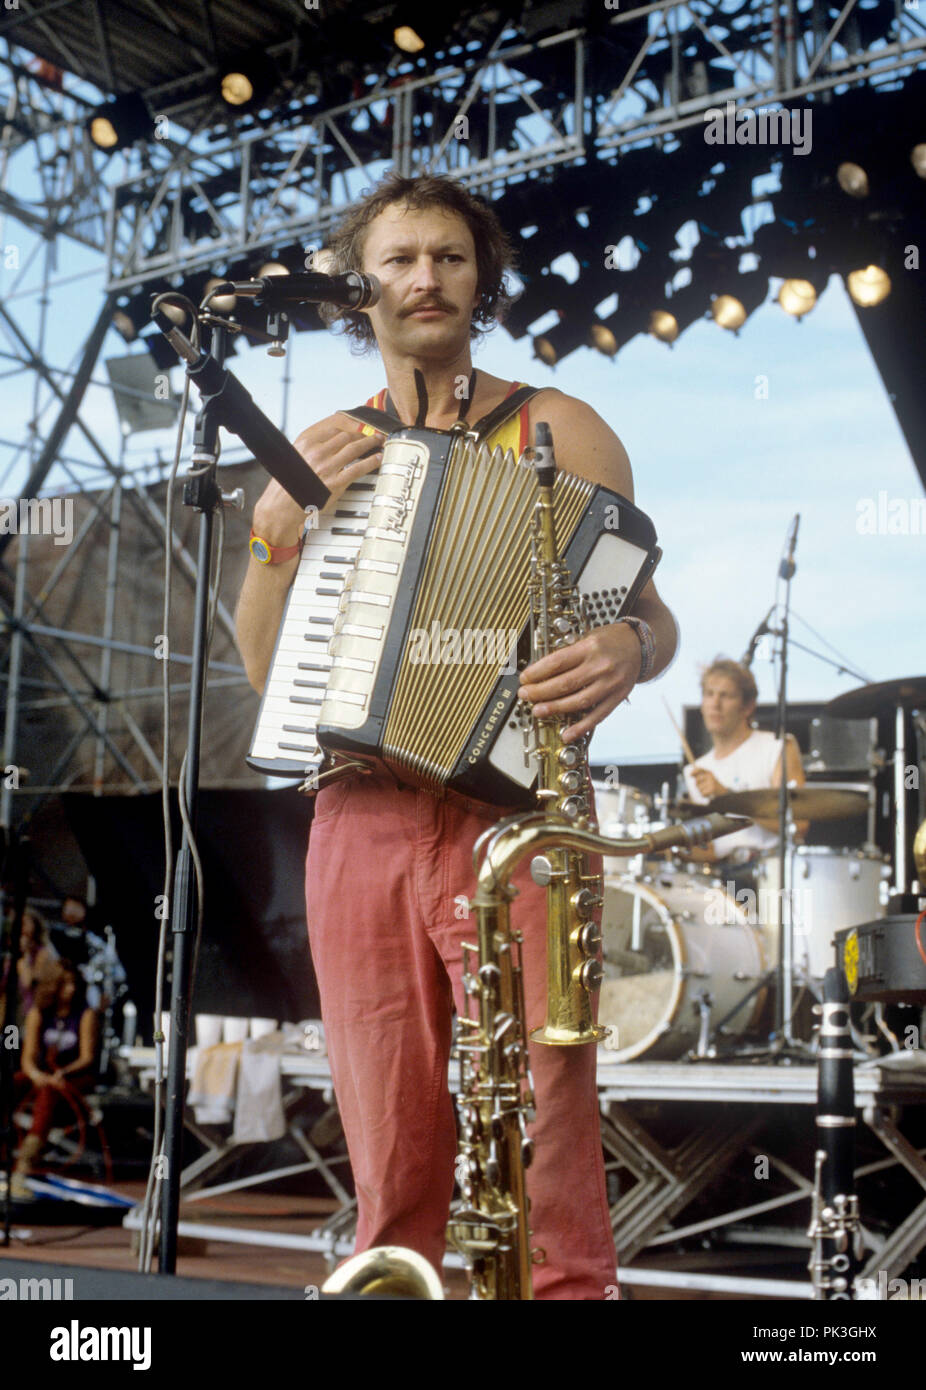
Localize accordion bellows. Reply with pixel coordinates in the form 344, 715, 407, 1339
247, 427, 661, 807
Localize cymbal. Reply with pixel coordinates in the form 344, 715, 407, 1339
708, 787, 868, 821
826, 676, 926, 720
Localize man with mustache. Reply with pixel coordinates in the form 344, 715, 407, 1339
236, 173, 678, 1299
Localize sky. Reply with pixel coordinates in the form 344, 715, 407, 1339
2, 191, 924, 771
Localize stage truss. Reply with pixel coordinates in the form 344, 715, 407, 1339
0, 0, 924, 818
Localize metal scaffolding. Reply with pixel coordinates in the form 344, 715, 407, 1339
1, 0, 924, 825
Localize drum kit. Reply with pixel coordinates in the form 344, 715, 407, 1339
594, 676, 926, 1062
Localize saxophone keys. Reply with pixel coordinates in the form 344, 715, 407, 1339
576, 921, 602, 954
571, 888, 598, 916
579, 958, 604, 992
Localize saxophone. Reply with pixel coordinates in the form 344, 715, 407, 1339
448, 424, 748, 1298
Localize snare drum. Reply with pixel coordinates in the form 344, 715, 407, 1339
598, 870, 766, 1061
756, 846, 888, 980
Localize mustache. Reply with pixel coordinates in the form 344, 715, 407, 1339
402, 299, 456, 316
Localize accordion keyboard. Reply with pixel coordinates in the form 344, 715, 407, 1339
246, 476, 378, 777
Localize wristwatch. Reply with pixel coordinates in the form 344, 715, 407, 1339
249, 529, 304, 565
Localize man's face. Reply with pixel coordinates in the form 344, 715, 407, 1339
701, 674, 752, 739
359, 203, 481, 358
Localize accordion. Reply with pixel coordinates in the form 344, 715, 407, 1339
247, 426, 661, 807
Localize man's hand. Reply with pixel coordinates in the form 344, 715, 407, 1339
518, 622, 643, 743
252, 412, 385, 545
687, 766, 728, 800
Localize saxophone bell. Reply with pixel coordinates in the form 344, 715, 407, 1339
321, 1246, 445, 1299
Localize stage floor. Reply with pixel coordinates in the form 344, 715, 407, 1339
0, 1182, 813, 1301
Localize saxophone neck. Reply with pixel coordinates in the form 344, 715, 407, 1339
473, 813, 749, 899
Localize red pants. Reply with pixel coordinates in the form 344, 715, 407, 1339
14, 1073, 92, 1144
305, 772, 618, 1300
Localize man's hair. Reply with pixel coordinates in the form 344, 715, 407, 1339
700, 656, 758, 709
317, 172, 516, 351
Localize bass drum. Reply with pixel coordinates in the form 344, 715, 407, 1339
756, 846, 888, 981
599, 871, 766, 1062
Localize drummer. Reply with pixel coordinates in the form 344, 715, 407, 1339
682, 657, 808, 864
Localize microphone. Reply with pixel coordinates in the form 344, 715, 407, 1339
151, 309, 330, 511
741, 604, 776, 668
215, 271, 381, 310
779, 513, 800, 580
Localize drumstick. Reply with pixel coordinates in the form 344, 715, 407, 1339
662, 697, 697, 765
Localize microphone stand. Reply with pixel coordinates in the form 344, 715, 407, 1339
773, 575, 797, 1049
152, 298, 329, 1273
158, 316, 232, 1273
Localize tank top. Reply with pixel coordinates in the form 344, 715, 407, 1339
683, 729, 784, 859
39, 1008, 84, 1071
361, 380, 532, 455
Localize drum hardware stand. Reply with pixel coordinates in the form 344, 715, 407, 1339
693, 992, 715, 1058
149, 293, 330, 1274
760, 522, 873, 1059
772, 517, 801, 1047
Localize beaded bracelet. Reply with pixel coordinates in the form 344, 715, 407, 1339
617, 615, 656, 682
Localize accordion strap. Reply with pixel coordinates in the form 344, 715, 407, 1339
341, 384, 540, 446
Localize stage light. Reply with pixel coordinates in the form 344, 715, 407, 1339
711, 294, 747, 331
394, 26, 426, 53
111, 310, 137, 343
911, 144, 926, 179
219, 55, 275, 111
90, 115, 118, 149
837, 162, 869, 198
87, 93, 150, 151
847, 265, 891, 307
778, 279, 817, 319
257, 261, 289, 278
204, 277, 238, 312
589, 323, 618, 356
533, 335, 558, 366
221, 71, 254, 106
648, 310, 679, 344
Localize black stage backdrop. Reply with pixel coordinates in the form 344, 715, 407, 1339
60, 788, 318, 1035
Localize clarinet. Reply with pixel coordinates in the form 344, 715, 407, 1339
807, 965, 860, 1299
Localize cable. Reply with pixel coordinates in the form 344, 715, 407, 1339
136, 297, 229, 1272
137, 314, 197, 1274
789, 609, 874, 685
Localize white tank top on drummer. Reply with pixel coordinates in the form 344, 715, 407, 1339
684, 729, 784, 859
